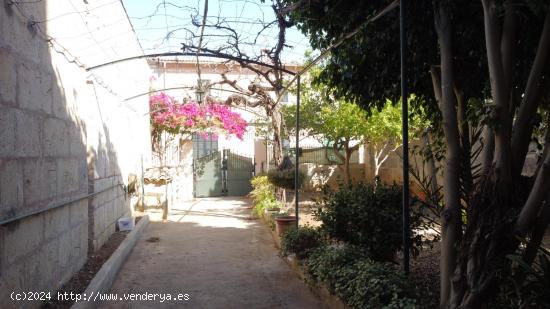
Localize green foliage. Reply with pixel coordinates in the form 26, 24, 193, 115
321, 101, 369, 143
283, 67, 326, 139
491, 252, 550, 308
366, 98, 429, 150
283, 0, 490, 122
365, 99, 402, 147
283, 72, 369, 143
315, 183, 424, 261
305, 245, 417, 309
281, 226, 325, 260
251, 175, 275, 203
267, 168, 306, 190
282, 71, 370, 183
250, 175, 280, 216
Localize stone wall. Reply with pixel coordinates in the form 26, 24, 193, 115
300, 163, 366, 191
0, 1, 150, 307
299, 146, 431, 194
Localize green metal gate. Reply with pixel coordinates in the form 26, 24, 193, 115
193, 134, 223, 197
222, 149, 254, 196
192, 133, 255, 197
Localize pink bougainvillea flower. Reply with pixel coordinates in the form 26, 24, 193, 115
149, 92, 247, 139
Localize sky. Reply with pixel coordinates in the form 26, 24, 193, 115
121, 0, 311, 64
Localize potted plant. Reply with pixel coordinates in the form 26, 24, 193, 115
273, 212, 297, 236
267, 167, 305, 190
264, 200, 282, 220
267, 157, 306, 204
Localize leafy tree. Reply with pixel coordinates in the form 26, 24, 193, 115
284, 0, 550, 307
285, 74, 426, 184
284, 75, 368, 185
320, 102, 369, 185
365, 98, 427, 180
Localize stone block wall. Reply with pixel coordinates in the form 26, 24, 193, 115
0, 1, 151, 307
300, 163, 365, 191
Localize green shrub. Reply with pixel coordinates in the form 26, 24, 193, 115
305, 245, 417, 309
305, 245, 367, 289
250, 175, 278, 216
263, 199, 283, 210
491, 253, 550, 308
315, 183, 423, 261
267, 168, 306, 190
281, 226, 325, 260
250, 175, 275, 204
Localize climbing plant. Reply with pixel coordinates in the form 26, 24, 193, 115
149, 92, 248, 139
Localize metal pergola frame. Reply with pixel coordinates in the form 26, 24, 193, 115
88, 0, 410, 273
89, 51, 303, 229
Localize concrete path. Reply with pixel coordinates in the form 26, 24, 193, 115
100, 197, 321, 309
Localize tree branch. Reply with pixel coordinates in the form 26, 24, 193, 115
522, 192, 550, 266
511, 11, 550, 176
482, 0, 513, 180
516, 144, 550, 236
500, 0, 517, 100
435, 2, 463, 306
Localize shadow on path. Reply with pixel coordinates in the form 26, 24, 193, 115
100, 197, 321, 309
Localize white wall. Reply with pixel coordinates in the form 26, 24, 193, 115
0, 1, 150, 307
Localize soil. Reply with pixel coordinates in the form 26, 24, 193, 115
410, 243, 440, 308
281, 191, 323, 228
42, 216, 142, 309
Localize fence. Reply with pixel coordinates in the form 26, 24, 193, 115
267, 145, 361, 166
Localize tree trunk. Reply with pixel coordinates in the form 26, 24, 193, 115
332, 139, 348, 185
421, 134, 440, 198
522, 191, 550, 265
344, 143, 355, 186
516, 144, 550, 236
455, 87, 473, 204
374, 150, 381, 179
344, 154, 351, 186
480, 125, 495, 177
434, 3, 463, 307
511, 11, 550, 176
270, 105, 285, 166
332, 139, 356, 186
446, 2, 522, 307
483, 0, 513, 183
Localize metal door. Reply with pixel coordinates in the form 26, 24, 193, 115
222, 149, 254, 196
193, 134, 222, 197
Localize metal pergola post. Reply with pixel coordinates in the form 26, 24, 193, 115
400, 0, 410, 275
294, 76, 301, 228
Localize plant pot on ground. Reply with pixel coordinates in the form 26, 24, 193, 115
274, 215, 297, 236
267, 168, 306, 190
264, 207, 281, 220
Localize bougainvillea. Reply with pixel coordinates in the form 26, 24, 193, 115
149, 92, 247, 139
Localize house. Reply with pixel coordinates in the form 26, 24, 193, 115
146, 58, 300, 199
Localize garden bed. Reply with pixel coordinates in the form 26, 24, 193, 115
262, 214, 348, 308
260, 207, 438, 308
251, 178, 442, 308
43, 217, 143, 309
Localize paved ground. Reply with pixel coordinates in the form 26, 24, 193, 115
100, 197, 321, 309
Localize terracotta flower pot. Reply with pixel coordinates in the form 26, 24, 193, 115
274, 215, 296, 236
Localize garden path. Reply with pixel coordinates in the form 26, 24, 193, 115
100, 197, 321, 309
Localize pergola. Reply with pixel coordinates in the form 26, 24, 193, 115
87, 0, 411, 274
